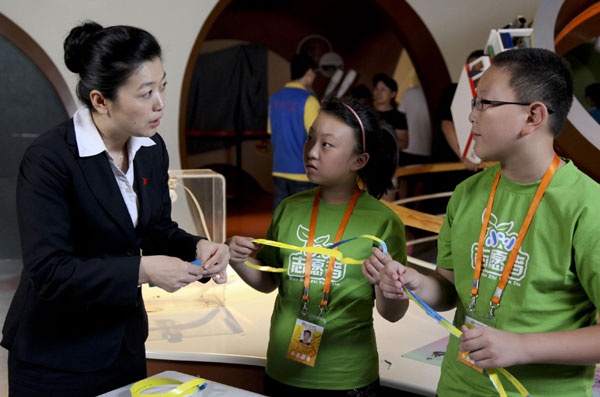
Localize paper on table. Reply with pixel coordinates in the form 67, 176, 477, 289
401, 336, 449, 367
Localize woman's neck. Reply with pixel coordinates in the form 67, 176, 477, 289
91, 112, 129, 153
374, 103, 393, 112
319, 181, 358, 204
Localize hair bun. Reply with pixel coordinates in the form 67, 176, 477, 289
63, 21, 103, 73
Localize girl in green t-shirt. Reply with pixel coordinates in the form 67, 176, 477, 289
228, 97, 408, 396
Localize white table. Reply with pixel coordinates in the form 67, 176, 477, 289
100, 370, 264, 396
143, 271, 455, 396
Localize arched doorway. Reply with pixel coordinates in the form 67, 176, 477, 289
178, 0, 450, 170
535, 0, 600, 182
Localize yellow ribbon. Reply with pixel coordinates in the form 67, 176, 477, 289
130, 377, 206, 397
243, 235, 385, 272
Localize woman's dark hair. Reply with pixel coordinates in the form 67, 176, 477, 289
64, 21, 162, 110
321, 97, 398, 199
372, 73, 398, 107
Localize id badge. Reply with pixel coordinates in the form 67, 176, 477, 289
457, 312, 493, 373
286, 312, 326, 367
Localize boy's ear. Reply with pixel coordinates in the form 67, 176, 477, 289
351, 152, 370, 171
521, 101, 550, 136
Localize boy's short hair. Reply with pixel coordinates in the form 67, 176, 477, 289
350, 83, 372, 101
291, 53, 316, 80
492, 48, 573, 138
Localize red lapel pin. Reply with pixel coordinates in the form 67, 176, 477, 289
143, 178, 148, 185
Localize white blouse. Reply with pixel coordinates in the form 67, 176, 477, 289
73, 107, 156, 227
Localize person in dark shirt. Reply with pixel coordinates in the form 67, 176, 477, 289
372, 73, 408, 149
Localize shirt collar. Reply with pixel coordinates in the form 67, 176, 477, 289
73, 107, 156, 158
285, 82, 308, 90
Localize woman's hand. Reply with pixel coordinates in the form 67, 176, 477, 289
196, 240, 230, 283
139, 255, 204, 292
226, 236, 260, 266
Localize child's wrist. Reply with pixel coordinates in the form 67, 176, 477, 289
516, 332, 535, 365
229, 259, 245, 268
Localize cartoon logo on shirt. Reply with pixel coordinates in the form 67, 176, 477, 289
287, 225, 347, 285
470, 210, 529, 286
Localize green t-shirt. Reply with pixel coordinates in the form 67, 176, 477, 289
436, 160, 600, 397
257, 188, 406, 390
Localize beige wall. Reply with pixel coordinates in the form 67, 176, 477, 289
406, 0, 542, 81
1, 0, 219, 169
2, 0, 545, 167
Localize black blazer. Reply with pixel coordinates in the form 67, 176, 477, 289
1, 118, 201, 372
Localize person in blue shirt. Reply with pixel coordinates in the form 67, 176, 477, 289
269, 53, 320, 212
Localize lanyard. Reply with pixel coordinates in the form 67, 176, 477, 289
469, 154, 560, 318
302, 188, 361, 314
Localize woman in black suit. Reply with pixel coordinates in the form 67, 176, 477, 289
1, 21, 230, 396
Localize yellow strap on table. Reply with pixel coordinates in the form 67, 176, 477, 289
130, 377, 206, 397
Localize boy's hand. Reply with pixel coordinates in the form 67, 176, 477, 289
374, 248, 422, 299
459, 325, 525, 368
362, 246, 387, 285
226, 236, 260, 265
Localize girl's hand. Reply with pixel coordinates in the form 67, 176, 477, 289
459, 325, 526, 369
196, 240, 230, 278
362, 247, 388, 285
227, 236, 260, 265
211, 269, 228, 285
375, 248, 422, 300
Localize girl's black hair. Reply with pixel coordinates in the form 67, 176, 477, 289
64, 21, 162, 110
321, 97, 398, 198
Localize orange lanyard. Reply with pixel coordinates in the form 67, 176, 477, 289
469, 154, 560, 317
302, 188, 361, 314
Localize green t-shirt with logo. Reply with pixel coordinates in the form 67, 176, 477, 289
256, 188, 406, 390
436, 160, 600, 397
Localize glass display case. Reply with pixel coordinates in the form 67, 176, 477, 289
168, 169, 226, 243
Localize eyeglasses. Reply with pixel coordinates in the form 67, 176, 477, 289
471, 97, 554, 114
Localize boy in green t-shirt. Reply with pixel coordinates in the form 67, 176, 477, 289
374, 48, 600, 396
